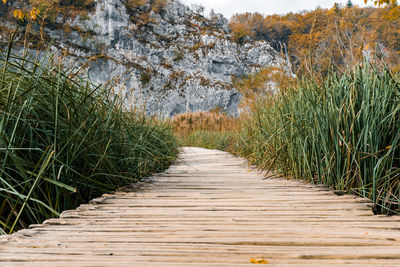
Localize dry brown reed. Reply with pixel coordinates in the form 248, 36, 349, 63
170, 110, 240, 138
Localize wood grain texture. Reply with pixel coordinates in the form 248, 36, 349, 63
1, 147, 400, 266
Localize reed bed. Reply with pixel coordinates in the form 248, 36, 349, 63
171, 111, 239, 136
170, 111, 239, 151
0, 47, 178, 234
238, 64, 400, 214
174, 64, 400, 213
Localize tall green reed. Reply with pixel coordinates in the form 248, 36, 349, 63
238, 63, 400, 214
0, 45, 178, 234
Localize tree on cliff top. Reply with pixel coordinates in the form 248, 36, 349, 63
346, 0, 353, 8
366, 0, 399, 19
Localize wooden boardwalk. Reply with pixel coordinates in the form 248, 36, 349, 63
1, 147, 400, 266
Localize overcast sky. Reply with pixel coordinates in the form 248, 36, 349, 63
180, 0, 370, 18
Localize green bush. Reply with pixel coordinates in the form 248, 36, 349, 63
0, 48, 178, 234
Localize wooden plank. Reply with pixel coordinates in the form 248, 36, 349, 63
0, 147, 400, 266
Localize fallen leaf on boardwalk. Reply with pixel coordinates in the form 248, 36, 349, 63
250, 258, 269, 264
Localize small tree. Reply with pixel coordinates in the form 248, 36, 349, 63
229, 17, 254, 44
346, 0, 353, 8
333, 2, 341, 13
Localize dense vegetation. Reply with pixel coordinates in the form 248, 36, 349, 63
0, 43, 178, 234
239, 64, 400, 214
173, 63, 400, 214
171, 112, 239, 151
183, 5, 399, 215
1, 0, 399, 233
229, 4, 400, 78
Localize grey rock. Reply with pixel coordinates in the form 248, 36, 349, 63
2, 0, 289, 117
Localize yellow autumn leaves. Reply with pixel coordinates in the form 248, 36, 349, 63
366, 0, 400, 20
13, 9, 24, 20
2, 0, 40, 21
29, 7, 40, 20
365, 0, 398, 6
13, 7, 39, 21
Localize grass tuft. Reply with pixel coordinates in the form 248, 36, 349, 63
0, 46, 178, 234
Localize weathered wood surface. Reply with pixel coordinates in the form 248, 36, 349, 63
1, 147, 400, 266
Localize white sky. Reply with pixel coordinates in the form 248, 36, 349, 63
180, 0, 370, 18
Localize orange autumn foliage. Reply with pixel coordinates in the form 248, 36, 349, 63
229, 5, 400, 78
366, 0, 400, 19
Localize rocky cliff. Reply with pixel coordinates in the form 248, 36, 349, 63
1, 0, 288, 117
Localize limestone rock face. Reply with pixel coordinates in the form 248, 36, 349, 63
4, 0, 288, 117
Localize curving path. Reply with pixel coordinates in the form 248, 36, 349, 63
1, 147, 400, 266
